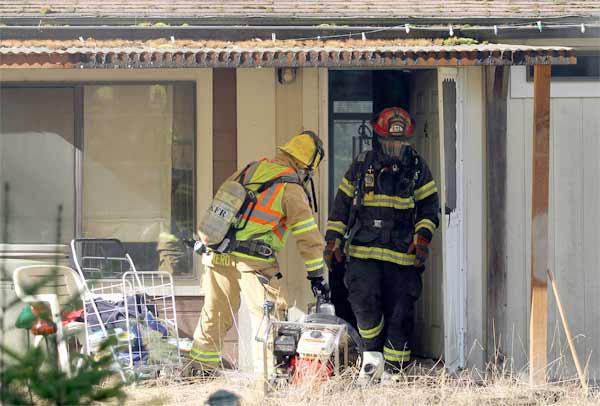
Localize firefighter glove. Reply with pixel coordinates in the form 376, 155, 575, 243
308, 275, 330, 299
408, 234, 430, 268
324, 239, 344, 265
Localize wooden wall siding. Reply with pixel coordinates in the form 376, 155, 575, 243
506, 93, 600, 381
459, 67, 487, 369
235, 68, 277, 372
276, 68, 322, 313
213, 68, 238, 194
485, 66, 509, 364
275, 68, 307, 312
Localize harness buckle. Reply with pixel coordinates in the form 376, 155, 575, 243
373, 219, 383, 228
257, 244, 273, 257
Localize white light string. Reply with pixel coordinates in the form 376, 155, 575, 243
276, 21, 594, 42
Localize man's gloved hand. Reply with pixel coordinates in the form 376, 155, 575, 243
324, 239, 344, 265
308, 275, 330, 299
408, 234, 430, 268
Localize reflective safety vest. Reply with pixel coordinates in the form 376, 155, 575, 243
232, 159, 300, 262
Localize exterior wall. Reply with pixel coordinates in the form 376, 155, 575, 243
500, 37, 599, 51
213, 69, 238, 193
437, 66, 487, 370
276, 68, 324, 314
459, 67, 487, 369
505, 65, 600, 381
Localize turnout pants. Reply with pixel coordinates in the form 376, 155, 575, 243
191, 252, 287, 374
344, 258, 423, 365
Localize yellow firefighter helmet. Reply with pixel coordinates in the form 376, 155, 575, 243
278, 131, 324, 171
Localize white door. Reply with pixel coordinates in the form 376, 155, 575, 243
438, 68, 467, 371
411, 70, 444, 359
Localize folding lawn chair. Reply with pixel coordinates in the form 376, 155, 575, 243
12, 265, 87, 377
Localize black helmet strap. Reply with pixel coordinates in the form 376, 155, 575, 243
299, 130, 323, 213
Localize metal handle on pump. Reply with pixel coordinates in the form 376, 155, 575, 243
254, 300, 275, 344
255, 300, 275, 395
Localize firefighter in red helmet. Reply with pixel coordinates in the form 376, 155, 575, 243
325, 107, 439, 380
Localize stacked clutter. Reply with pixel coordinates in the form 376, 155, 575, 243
84, 294, 178, 374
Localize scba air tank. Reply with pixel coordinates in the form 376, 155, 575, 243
198, 181, 248, 248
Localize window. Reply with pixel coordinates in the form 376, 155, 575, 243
527, 53, 600, 81
0, 87, 76, 244
328, 71, 374, 204
83, 84, 195, 275
1, 83, 196, 277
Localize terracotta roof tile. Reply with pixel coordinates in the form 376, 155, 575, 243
0, 38, 575, 68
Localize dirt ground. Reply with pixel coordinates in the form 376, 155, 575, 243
125, 363, 600, 406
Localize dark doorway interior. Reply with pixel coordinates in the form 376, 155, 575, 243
328, 70, 412, 204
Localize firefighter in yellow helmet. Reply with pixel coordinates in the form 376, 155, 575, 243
188, 131, 327, 376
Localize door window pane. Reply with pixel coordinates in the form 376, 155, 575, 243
333, 101, 373, 113
331, 120, 372, 196
0, 88, 75, 243
82, 84, 195, 276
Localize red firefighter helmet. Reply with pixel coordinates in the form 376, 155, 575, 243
371, 107, 415, 138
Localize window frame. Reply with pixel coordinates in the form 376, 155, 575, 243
327, 72, 374, 205
0, 81, 198, 280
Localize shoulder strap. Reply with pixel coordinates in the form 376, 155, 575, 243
356, 150, 369, 163
236, 161, 258, 185
407, 148, 421, 184
345, 151, 373, 239
352, 150, 373, 187
255, 171, 301, 194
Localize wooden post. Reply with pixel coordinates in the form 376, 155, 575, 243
485, 66, 509, 363
530, 64, 551, 386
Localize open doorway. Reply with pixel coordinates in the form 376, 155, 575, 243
327, 69, 444, 360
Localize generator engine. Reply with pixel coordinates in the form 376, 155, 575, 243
258, 301, 360, 392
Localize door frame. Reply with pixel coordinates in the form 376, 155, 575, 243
323, 67, 470, 365
437, 67, 468, 371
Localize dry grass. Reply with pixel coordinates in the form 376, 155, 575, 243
124, 363, 600, 406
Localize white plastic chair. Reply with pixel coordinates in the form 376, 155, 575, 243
12, 265, 86, 377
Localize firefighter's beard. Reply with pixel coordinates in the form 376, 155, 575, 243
379, 138, 410, 158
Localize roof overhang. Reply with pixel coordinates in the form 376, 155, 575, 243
0, 39, 576, 69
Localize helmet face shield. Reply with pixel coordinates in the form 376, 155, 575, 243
371, 107, 415, 157
378, 137, 410, 157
